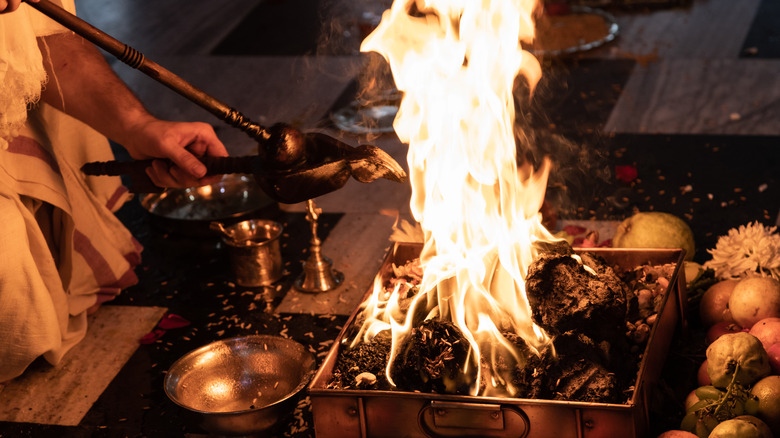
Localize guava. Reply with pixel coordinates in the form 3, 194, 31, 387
728, 277, 780, 329
612, 212, 695, 261
706, 332, 770, 388
708, 416, 773, 438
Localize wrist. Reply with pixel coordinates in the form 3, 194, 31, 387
115, 110, 160, 154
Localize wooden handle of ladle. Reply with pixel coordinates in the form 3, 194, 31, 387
23, 0, 268, 142
81, 155, 257, 177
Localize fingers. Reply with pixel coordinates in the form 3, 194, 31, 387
0, 0, 23, 13
125, 120, 229, 189
144, 151, 225, 190
186, 122, 229, 158
158, 122, 228, 181
145, 159, 216, 189
167, 148, 208, 179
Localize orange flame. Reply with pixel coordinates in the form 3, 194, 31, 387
353, 0, 559, 396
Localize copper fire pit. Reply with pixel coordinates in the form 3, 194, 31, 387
308, 243, 687, 438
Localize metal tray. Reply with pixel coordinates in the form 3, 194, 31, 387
531, 6, 619, 57
309, 243, 687, 438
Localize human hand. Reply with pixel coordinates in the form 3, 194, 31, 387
0, 0, 36, 13
124, 118, 229, 189
35, 31, 229, 190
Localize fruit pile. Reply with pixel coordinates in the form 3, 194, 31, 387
600, 213, 780, 438
671, 276, 780, 438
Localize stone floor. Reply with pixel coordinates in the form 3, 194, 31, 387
1, 0, 779, 436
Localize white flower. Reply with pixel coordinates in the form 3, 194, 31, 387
704, 222, 780, 280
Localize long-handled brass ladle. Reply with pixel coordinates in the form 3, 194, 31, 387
24, 0, 406, 203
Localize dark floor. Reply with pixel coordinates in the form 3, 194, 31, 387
2, 0, 780, 436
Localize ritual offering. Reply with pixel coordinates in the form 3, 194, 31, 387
309, 244, 686, 438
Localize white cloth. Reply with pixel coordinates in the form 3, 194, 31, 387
0, 3, 141, 381
0, 0, 75, 148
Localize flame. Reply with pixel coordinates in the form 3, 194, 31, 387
353, 0, 559, 396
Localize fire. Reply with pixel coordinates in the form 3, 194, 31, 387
351, 0, 560, 396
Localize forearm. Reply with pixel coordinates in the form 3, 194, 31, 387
37, 31, 156, 146
35, 30, 228, 187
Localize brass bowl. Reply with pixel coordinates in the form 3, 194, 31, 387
164, 335, 316, 436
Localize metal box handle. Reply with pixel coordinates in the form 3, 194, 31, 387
418, 401, 530, 437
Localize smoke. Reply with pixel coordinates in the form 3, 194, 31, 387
315, 0, 392, 57
513, 66, 613, 218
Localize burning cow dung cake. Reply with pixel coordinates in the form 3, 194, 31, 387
389, 319, 472, 394
525, 242, 629, 341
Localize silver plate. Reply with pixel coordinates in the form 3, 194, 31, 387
331, 88, 402, 134
331, 101, 398, 134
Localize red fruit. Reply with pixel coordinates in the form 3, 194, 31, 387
749, 317, 780, 351
706, 321, 744, 344
657, 431, 698, 438
698, 359, 711, 386
767, 343, 780, 375
683, 389, 700, 411
699, 280, 738, 328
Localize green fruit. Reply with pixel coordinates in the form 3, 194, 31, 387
706, 332, 770, 388
731, 400, 745, 416
745, 397, 760, 416
613, 212, 695, 261
695, 416, 718, 438
687, 399, 715, 413
694, 385, 724, 401
684, 261, 704, 284
681, 412, 698, 431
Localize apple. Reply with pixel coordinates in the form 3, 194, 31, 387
706, 321, 743, 344
700, 280, 738, 328
767, 343, 780, 375
729, 278, 780, 329
683, 389, 700, 411
698, 359, 711, 386
657, 431, 698, 438
749, 317, 780, 351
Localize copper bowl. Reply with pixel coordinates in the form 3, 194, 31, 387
164, 335, 316, 436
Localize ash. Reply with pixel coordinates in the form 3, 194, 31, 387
329, 241, 674, 404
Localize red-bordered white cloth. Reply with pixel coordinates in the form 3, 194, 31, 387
0, 105, 142, 381
0, 1, 142, 381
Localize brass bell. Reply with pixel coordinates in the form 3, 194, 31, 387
295, 200, 344, 293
